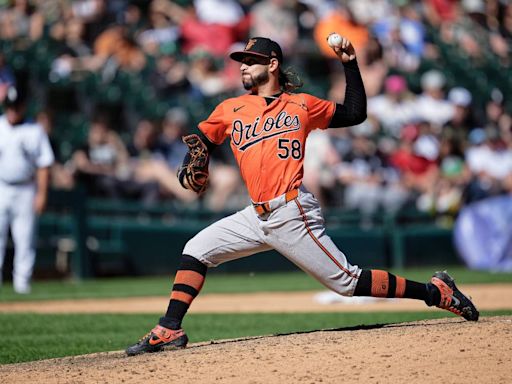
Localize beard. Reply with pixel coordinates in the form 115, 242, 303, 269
242, 71, 270, 90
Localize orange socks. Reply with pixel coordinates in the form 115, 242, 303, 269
170, 270, 206, 304
354, 269, 430, 302
366, 269, 406, 298
160, 255, 207, 330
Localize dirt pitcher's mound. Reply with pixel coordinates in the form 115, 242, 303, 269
1, 316, 511, 384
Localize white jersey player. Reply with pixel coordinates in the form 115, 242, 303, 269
0, 85, 54, 293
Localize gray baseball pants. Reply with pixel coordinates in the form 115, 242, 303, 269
183, 186, 361, 296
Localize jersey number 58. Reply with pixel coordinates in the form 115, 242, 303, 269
277, 138, 302, 160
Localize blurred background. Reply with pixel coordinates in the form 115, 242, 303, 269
0, 0, 511, 280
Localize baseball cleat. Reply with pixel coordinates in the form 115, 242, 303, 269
429, 271, 479, 321
126, 325, 188, 356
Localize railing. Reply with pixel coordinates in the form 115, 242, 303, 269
38, 189, 456, 279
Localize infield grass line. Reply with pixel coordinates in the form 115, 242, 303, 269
0, 310, 511, 365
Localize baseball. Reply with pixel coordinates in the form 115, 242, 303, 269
327, 33, 342, 48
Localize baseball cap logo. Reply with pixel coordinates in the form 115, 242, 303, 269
245, 39, 257, 51
230, 37, 283, 64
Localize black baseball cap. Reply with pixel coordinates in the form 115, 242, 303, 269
230, 37, 283, 64
3, 84, 27, 108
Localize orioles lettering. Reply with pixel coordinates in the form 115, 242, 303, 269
231, 111, 301, 150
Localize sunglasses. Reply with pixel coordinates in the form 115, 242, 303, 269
241, 56, 274, 66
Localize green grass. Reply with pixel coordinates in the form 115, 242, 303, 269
1, 310, 511, 364
1, 267, 511, 302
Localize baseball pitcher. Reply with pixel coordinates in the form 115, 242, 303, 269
126, 36, 478, 356
0, 85, 54, 293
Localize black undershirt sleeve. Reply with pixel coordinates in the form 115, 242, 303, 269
190, 130, 216, 153
328, 59, 367, 128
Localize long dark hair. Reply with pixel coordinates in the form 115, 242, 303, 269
279, 67, 303, 92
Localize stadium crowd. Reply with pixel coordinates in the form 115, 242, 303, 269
0, 0, 511, 215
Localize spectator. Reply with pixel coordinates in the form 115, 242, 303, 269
389, 123, 440, 206
127, 118, 196, 203
499, 2, 512, 41
303, 129, 339, 207
49, 18, 92, 81
151, 0, 244, 57
486, 2, 510, 66
356, 36, 388, 98
464, 127, 512, 204
368, 74, 417, 138
485, 88, 507, 128
94, 24, 146, 72
194, 0, 246, 27
149, 52, 190, 101
0, 0, 44, 41
423, 0, 459, 27
438, 0, 490, 63
413, 70, 454, 130
484, 89, 512, 143
335, 133, 384, 218
62, 17, 91, 58
205, 158, 244, 211
158, 107, 189, 170
194, 0, 248, 43
381, 20, 420, 72
334, 131, 407, 219
372, 4, 426, 72
70, 0, 106, 23
120, 2, 144, 33
443, 86, 480, 142
463, 128, 492, 203
33, 0, 67, 29
399, 4, 427, 58
439, 135, 469, 210
314, 4, 369, 60
418, 134, 468, 215
187, 48, 229, 98
71, 116, 130, 198
72, 24, 146, 75
249, 0, 299, 55
347, 0, 393, 26
447, 87, 474, 122
137, 1, 180, 56
71, 0, 110, 44
36, 109, 75, 190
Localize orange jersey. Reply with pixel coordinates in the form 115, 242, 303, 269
198, 92, 335, 202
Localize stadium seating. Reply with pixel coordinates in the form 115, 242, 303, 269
35, 189, 459, 278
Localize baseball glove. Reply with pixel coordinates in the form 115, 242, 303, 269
178, 134, 209, 194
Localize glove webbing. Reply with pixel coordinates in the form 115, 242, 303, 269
179, 134, 209, 194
